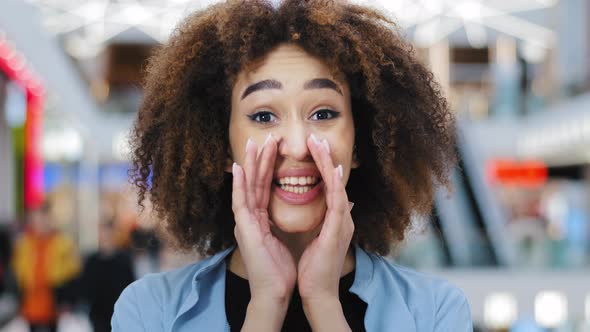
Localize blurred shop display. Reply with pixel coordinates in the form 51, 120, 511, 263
432, 97, 590, 330
455, 92, 590, 270
0, 33, 45, 215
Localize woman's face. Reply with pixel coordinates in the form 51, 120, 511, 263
229, 44, 356, 234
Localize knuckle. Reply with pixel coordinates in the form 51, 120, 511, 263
336, 201, 347, 214
348, 222, 355, 235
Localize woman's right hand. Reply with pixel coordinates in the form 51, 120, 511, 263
231, 134, 296, 331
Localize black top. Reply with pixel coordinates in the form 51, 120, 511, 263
80, 251, 135, 323
225, 268, 367, 332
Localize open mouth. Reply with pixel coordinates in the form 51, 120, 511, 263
273, 176, 323, 194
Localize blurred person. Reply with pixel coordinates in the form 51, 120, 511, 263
112, 1, 471, 331
79, 221, 135, 332
0, 224, 19, 328
12, 202, 80, 332
129, 222, 161, 277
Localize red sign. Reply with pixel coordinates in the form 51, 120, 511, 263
487, 160, 548, 187
0, 33, 45, 209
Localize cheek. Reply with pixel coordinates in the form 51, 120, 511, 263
229, 141, 246, 164
329, 127, 355, 161
228, 117, 248, 164
324, 125, 355, 181
228, 120, 269, 165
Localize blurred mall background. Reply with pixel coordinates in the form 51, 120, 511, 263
0, 0, 589, 331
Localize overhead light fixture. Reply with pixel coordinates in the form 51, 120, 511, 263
356, 0, 557, 48
535, 291, 568, 328
484, 292, 518, 329
24, 0, 208, 57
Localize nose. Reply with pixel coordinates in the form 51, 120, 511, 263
276, 119, 311, 161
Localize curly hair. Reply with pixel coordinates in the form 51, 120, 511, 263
130, 0, 457, 256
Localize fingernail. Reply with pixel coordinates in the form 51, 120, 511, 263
245, 138, 253, 152
232, 162, 238, 175
264, 133, 274, 146
310, 133, 320, 145
337, 164, 343, 178
348, 202, 354, 211
322, 139, 331, 154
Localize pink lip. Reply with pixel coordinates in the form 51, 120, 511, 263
272, 167, 323, 205
272, 182, 323, 205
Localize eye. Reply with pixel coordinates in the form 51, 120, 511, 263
310, 108, 340, 121
248, 111, 277, 123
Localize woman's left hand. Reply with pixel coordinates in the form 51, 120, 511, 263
297, 134, 355, 331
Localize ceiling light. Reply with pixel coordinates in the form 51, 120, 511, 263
535, 291, 568, 328
484, 292, 518, 329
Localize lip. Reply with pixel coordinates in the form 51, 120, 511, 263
272, 167, 323, 205
272, 181, 323, 205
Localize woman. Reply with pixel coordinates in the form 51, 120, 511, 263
113, 0, 472, 331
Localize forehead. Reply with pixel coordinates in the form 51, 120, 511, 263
235, 44, 340, 87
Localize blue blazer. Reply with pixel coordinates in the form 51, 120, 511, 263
112, 245, 472, 331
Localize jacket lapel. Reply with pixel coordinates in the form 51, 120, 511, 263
349, 246, 418, 332
171, 246, 234, 331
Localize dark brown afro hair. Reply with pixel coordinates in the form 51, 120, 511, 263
130, 0, 457, 256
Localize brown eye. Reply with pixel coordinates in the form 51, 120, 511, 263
310, 109, 339, 121
248, 111, 277, 123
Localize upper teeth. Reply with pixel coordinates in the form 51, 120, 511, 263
278, 176, 318, 185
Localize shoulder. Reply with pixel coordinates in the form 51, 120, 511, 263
376, 255, 468, 304
111, 256, 219, 332
365, 252, 472, 331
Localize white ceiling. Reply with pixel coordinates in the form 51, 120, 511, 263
25, 0, 559, 58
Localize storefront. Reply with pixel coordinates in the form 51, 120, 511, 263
0, 32, 45, 221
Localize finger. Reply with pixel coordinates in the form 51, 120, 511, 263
320, 166, 349, 241
255, 133, 278, 208
306, 134, 336, 197
232, 163, 263, 245
243, 138, 258, 211
231, 163, 251, 222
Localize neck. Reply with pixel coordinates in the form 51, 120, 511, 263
271, 223, 321, 263
228, 224, 356, 279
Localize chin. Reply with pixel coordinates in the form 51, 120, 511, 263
268, 199, 325, 234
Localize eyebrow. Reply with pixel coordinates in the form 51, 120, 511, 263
303, 78, 342, 95
241, 79, 282, 100
240, 77, 343, 100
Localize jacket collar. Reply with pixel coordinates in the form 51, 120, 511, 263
189, 244, 375, 292
174, 246, 235, 323
192, 246, 235, 283
173, 244, 419, 332
176, 244, 376, 321
349, 244, 376, 302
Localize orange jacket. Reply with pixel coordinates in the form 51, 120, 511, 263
12, 230, 80, 323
